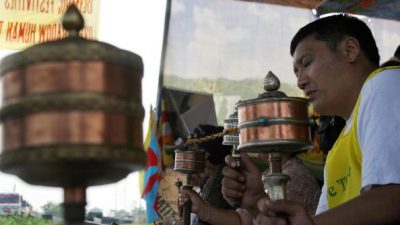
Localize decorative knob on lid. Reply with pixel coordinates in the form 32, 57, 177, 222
62, 4, 84, 37
264, 71, 280, 92
258, 71, 286, 98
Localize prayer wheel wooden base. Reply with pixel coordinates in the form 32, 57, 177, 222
0, 147, 144, 186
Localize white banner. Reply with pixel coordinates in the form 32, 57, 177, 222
0, 0, 100, 50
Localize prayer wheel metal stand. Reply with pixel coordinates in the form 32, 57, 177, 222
0, 5, 146, 225
223, 109, 241, 206
174, 147, 205, 225
236, 71, 313, 200
223, 110, 240, 168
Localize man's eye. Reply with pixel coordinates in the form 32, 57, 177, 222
303, 60, 311, 67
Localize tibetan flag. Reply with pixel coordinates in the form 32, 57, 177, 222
157, 91, 174, 168
142, 108, 160, 225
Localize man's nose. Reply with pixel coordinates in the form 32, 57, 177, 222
297, 71, 308, 90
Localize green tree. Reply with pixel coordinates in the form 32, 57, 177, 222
41, 201, 62, 217
88, 207, 102, 213
110, 209, 130, 220
131, 207, 146, 224
87, 207, 103, 221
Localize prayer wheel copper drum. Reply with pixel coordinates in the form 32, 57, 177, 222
174, 149, 205, 174
237, 71, 313, 154
0, 5, 146, 187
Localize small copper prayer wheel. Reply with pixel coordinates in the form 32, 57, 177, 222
0, 5, 145, 225
236, 71, 313, 201
174, 149, 205, 175
174, 146, 205, 225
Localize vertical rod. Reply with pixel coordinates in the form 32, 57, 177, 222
182, 174, 193, 225
63, 185, 86, 225
269, 152, 282, 173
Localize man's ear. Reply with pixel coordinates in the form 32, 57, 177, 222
342, 37, 360, 63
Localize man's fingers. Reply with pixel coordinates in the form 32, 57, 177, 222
255, 213, 288, 225
259, 199, 307, 217
257, 197, 270, 214
240, 152, 260, 173
180, 188, 196, 196
222, 176, 245, 191
222, 166, 244, 181
236, 208, 253, 225
178, 193, 190, 207
222, 186, 243, 198
225, 154, 239, 168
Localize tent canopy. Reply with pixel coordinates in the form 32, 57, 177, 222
238, 0, 400, 21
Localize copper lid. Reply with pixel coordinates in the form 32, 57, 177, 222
0, 4, 143, 76
236, 71, 307, 108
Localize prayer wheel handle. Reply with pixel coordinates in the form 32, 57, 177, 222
223, 110, 241, 207
182, 184, 193, 225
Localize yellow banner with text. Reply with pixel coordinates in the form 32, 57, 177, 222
0, 0, 99, 50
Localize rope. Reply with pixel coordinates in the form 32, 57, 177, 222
185, 127, 238, 145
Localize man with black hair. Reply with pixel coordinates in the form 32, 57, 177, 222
380, 45, 400, 67
222, 14, 400, 225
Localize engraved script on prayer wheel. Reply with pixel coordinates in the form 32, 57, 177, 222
0, 5, 145, 225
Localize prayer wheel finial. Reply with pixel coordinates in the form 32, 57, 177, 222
259, 71, 286, 98
264, 71, 280, 92
62, 4, 84, 37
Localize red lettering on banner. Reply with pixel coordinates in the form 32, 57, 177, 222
38, 23, 94, 42
79, 25, 93, 39
5, 21, 37, 44
4, 0, 12, 9
3, 0, 55, 14
38, 23, 66, 42
58, 0, 93, 14
0, 21, 4, 37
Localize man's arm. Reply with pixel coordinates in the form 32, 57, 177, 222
255, 185, 400, 225
179, 188, 243, 225
314, 184, 400, 225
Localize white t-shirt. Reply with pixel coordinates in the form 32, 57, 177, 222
316, 68, 400, 214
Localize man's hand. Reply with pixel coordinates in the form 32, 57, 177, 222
236, 208, 255, 225
179, 188, 206, 214
222, 152, 266, 213
255, 198, 315, 225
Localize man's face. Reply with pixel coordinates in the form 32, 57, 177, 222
293, 35, 346, 115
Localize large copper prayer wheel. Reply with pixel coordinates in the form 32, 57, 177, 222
237, 71, 313, 153
0, 5, 146, 187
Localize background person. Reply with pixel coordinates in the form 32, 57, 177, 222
380, 44, 400, 67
